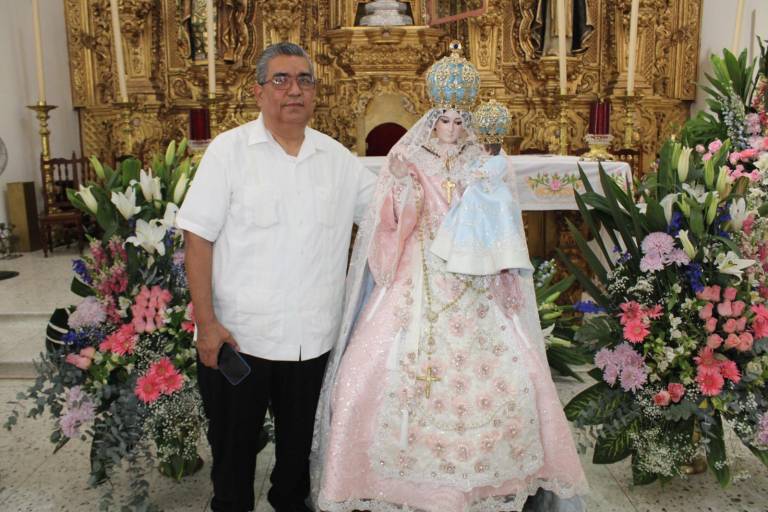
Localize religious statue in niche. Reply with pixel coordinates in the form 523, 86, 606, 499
179, 0, 243, 62
356, 1, 414, 26
531, 0, 594, 56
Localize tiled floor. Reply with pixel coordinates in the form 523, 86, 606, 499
0, 250, 766, 511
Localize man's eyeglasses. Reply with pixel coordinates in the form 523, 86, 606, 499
261, 74, 316, 91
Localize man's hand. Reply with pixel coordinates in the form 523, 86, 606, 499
197, 321, 240, 369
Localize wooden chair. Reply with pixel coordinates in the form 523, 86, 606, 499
38, 153, 94, 257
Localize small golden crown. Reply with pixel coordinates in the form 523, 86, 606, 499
473, 99, 511, 144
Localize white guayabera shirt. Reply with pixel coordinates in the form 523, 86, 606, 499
177, 115, 376, 361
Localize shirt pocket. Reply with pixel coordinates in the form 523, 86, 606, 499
235, 288, 284, 342
314, 186, 336, 227
233, 186, 280, 228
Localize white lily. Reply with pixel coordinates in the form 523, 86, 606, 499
77, 185, 99, 214
677, 146, 693, 182
659, 193, 679, 223
682, 183, 708, 204
716, 251, 756, 281
162, 202, 179, 228
126, 219, 167, 256
677, 230, 696, 259
728, 197, 748, 231
139, 169, 162, 202
173, 173, 189, 204
716, 166, 730, 196
110, 187, 141, 220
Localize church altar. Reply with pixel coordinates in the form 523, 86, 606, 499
359, 155, 632, 211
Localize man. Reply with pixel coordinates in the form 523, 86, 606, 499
177, 42, 376, 512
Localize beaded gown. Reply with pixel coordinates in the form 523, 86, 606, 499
311, 111, 588, 512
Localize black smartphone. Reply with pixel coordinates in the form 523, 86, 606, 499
218, 343, 251, 386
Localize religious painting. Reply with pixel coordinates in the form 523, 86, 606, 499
427, 0, 486, 25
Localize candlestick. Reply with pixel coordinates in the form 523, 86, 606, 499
113, 101, 135, 156
556, 0, 567, 95
31, 0, 46, 103
557, 94, 571, 155
626, 0, 640, 96
27, 102, 58, 211
622, 95, 638, 148
202, 93, 220, 138
731, 0, 745, 53
109, 0, 128, 102
206, 0, 216, 96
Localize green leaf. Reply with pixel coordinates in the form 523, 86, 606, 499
70, 276, 94, 298
564, 382, 611, 423
587, 367, 602, 381
565, 219, 608, 285
690, 207, 705, 237
631, 451, 658, 485
706, 413, 731, 487
746, 444, 768, 469
555, 249, 609, 306
574, 192, 613, 268
645, 197, 668, 232
593, 423, 634, 464
119, 158, 141, 189
575, 315, 618, 347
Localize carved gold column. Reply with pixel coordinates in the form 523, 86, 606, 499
557, 94, 572, 155
26, 102, 57, 211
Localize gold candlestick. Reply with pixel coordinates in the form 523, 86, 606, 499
557, 94, 572, 156
27, 101, 58, 212
621, 95, 639, 148
113, 100, 136, 157
202, 92, 228, 137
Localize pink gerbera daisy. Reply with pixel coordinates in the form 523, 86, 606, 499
696, 369, 724, 397
719, 359, 741, 383
623, 320, 650, 344
135, 373, 162, 403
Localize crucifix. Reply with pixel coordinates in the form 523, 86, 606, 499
416, 366, 441, 399
441, 179, 456, 203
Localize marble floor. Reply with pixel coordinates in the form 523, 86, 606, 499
0, 249, 767, 511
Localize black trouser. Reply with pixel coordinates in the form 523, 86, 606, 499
197, 351, 329, 512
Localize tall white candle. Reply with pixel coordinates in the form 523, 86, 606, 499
749, 9, 756, 60
626, 0, 640, 96
109, 0, 128, 102
731, 0, 745, 53
556, 0, 567, 95
206, 0, 216, 96
32, 0, 45, 102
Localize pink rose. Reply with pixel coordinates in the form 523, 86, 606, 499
708, 140, 722, 153
706, 334, 724, 349
731, 301, 746, 317
723, 287, 738, 301
724, 333, 741, 350
723, 318, 738, 334
702, 153, 712, 161
668, 383, 685, 403
737, 332, 754, 352
695, 144, 706, 154
65, 353, 92, 370
717, 301, 733, 318
735, 316, 747, 332
699, 302, 713, 320
729, 152, 741, 165
653, 390, 671, 407
80, 346, 96, 359
705, 317, 718, 333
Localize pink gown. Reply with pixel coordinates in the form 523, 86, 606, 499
314, 137, 588, 512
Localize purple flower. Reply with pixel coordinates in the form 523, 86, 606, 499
58, 386, 96, 439
574, 301, 606, 314
685, 263, 704, 293
67, 297, 107, 329
619, 364, 648, 392
663, 248, 690, 267
613, 343, 644, 367
640, 252, 665, 272
757, 413, 768, 446
71, 259, 92, 285
594, 348, 613, 369
603, 364, 619, 386
641, 232, 675, 257
172, 250, 185, 266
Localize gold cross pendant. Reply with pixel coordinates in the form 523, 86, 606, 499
416, 366, 441, 399
441, 179, 456, 204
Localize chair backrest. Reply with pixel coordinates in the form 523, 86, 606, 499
613, 147, 643, 178
40, 153, 94, 214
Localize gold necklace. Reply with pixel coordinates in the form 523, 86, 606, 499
421, 143, 466, 204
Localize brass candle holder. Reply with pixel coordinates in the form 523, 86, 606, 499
621, 94, 640, 148
26, 101, 58, 212
201, 93, 223, 137
556, 94, 573, 156
113, 100, 136, 157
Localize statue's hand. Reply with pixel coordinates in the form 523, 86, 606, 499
388, 152, 412, 179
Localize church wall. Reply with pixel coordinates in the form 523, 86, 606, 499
0, 0, 81, 224
693, 0, 767, 115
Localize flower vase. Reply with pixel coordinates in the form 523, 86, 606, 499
158, 453, 204, 481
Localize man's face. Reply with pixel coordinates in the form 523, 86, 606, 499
254, 55, 316, 128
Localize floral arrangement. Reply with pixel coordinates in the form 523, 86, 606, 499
560, 46, 768, 486
5, 141, 205, 508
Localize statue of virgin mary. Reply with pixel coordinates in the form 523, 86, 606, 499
310, 42, 589, 512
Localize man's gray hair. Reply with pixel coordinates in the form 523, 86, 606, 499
256, 43, 315, 84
